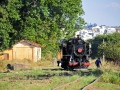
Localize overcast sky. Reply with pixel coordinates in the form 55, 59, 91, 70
82, 0, 120, 26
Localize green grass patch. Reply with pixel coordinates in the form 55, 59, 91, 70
100, 70, 120, 85
0, 59, 119, 90
94, 81, 120, 90
0, 68, 102, 90
59, 75, 97, 90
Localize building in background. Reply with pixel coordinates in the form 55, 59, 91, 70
0, 40, 41, 62
75, 25, 117, 41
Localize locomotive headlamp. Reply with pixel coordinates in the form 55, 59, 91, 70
78, 48, 82, 53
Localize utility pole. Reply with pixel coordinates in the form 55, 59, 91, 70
103, 39, 105, 62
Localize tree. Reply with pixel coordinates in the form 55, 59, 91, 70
0, 0, 19, 50
98, 33, 120, 62
0, 0, 85, 59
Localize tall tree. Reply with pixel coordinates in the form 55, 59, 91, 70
98, 33, 120, 61
0, 0, 85, 58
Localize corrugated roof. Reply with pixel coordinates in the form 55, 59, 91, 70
13, 40, 41, 47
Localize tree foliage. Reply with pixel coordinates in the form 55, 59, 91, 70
88, 35, 105, 59
89, 33, 120, 61
0, 0, 85, 58
98, 33, 120, 61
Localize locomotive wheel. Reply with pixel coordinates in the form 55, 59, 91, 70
61, 62, 68, 70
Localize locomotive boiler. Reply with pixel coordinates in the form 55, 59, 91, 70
57, 35, 92, 69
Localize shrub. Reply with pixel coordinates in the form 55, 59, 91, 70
100, 71, 120, 85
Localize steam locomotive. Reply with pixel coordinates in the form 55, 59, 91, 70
57, 36, 92, 69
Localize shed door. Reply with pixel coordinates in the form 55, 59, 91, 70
4, 53, 9, 60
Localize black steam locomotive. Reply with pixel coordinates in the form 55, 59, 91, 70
57, 36, 91, 69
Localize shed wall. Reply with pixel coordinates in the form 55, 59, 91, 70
0, 49, 12, 60
0, 41, 41, 62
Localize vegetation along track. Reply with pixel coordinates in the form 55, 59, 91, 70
81, 75, 101, 90
53, 68, 97, 90
0, 67, 103, 90
0, 68, 88, 81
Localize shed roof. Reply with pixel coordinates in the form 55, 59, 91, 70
12, 40, 41, 47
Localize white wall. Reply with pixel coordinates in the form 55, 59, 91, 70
37, 48, 41, 61
33, 47, 37, 62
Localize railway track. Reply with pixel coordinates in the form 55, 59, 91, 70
52, 68, 93, 90
53, 76, 81, 90
1, 68, 89, 80
81, 76, 101, 90
1, 67, 102, 90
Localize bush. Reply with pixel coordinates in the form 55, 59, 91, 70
100, 70, 120, 85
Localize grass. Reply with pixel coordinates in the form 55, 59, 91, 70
0, 67, 102, 90
100, 70, 120, 85
90, 70, 120, 90
0, 71, 76, 90
0, 59, 54, 72
98, 60, 120, 85
59, 75, 97, 90
0, 59, 120, 90
94, 82, 120, 90
85, 60, 120, 90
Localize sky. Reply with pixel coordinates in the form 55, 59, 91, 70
82, 0, 120, 26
